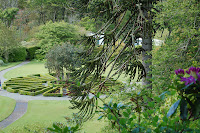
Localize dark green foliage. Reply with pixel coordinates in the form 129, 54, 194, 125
8, 47, 27, 62
26, 46, 40, 60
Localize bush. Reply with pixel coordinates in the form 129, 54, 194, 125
26, 46, 40, 60
9, 47, 27, 62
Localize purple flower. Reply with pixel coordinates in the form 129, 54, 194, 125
175, 69, 185, 75
181, 76, 196, 85
186, 66, 200, 74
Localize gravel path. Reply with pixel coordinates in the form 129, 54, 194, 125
0, 61, 30, 84
0, 102, 28, 129
0, 61, 71, 129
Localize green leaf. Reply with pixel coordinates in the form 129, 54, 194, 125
96, 92, 100, 98
167, 99, 181, 118
76, 81, 81, 86
119, 118, 126, 125
181, 82, 193, 90
123, 112, 129, 118
159, 91, 170, 100
180, 99, 188, 120
52, 123, 61, 131
108, 114, 112, 120
193, 98, 200, 118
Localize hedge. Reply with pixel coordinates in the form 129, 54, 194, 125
43, 87, 63, 97
7, 87, 20, 93
9, 47, 27, 62
26, 46, 40, 60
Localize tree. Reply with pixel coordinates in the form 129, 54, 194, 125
0, 21, 18, 62
45, 43, 83, 81
0, 7, 19, 27
68, 0, 157, 120
34, 21, 82, 58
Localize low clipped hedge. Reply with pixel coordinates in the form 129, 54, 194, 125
43, 87, 63, 97
3, 74, 65, 97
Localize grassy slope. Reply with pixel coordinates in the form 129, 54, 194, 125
2, 100, 107, 133
4, 61, 48, 80
0, 62, 22, 71
0, 96, 16, 122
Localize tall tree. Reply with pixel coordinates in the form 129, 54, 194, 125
69, 0, 157, 120
0, 22, 18, 62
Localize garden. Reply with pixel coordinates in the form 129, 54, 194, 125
0, 0, 200, 133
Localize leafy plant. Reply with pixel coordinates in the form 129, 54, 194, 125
167, 67, 200, 121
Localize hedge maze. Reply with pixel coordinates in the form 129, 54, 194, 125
3, 74, 65, 97
3, 74, 123, 97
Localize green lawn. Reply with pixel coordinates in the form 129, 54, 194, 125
4, 61, 49, 79
2, 100, 107, 133
0, 96, 16, 122
0, 62, 22, 71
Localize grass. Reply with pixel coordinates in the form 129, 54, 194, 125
0, 62, 22, 71
2, 100, 107, 133
0, 96, 16, 122
4, 61, 48, 80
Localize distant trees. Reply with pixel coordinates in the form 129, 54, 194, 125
0, 7, 19, 27
0, 22, 18, 62
34, 21, 83, 59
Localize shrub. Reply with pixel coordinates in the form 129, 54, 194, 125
9, 47, 27, 62
26, 46, 40, 60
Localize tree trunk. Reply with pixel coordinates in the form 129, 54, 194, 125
142, 2, 153, 89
